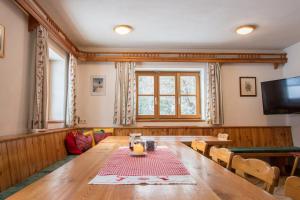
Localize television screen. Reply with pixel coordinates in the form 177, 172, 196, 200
261, 76, 300, 114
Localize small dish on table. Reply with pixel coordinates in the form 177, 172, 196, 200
129, 151, 147, 157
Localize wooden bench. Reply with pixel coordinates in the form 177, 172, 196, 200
0, 128, 73, 192
229, 146, 300, 175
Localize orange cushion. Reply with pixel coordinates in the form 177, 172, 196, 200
83, 131, 95, 146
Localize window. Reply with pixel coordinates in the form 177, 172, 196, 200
136, 72, 201, 121
48, 47, 67, 127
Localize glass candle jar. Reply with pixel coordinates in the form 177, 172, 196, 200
129, 133, 142, 150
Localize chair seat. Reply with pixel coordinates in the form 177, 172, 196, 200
273, 195, 293, 200
230, 146, 300, 153
273, 177, 292, 200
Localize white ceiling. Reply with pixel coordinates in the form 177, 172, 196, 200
37, 0, 300, 51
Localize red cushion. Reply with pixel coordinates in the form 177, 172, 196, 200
94, 132, 111, 144
65, 132, 82, 155
75, 133, 93, 152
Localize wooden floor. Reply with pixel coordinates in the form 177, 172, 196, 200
7, 136, 277, 200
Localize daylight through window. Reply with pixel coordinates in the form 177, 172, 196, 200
136, 72, 201, 121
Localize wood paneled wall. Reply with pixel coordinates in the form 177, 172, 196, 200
113, 126, 293, 147
0, 129, 72, 192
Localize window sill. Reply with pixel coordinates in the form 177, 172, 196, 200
136, 118, 204, 122
48, 120, 65, 124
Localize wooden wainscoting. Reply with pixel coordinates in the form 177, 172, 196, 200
0, 128, 73, 192
113, 126, 293, 147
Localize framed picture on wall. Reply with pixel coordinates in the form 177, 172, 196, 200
91, 75, 106, 96
239, 77, 257, 97
0, 25, 5, 58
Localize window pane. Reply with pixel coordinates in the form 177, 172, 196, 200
159, 76, 175, 95
138, 76, 154, 95
48, 48, 67, 121
138, 96, 154, 115
180, 76, 196, 95
181, 96, 196, 115
159, 96, 175, 115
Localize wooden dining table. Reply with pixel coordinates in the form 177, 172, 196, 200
7, 136, 276, 200
103, 135, 232, 146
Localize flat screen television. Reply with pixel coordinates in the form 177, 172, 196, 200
261, 76, 300, 114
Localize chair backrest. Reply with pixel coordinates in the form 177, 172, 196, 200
231, 155, 280, 194
217, 133, 229, 140
284, 176, 300, 200
196, 140, 208, 156
191, 140, 198, 151
191, 140, 208, 156
209, 146, 234, 169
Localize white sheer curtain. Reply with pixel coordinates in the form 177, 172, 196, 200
66, 54, 77, 127
30, 25, 49, 130
206, 63, 224, 125
113, 62, 136, 125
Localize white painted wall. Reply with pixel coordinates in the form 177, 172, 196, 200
283, 42, 300, 146
0, 0, 296, 142
222, 63, 288, 126
77, 62, 209, 127
0, 1, 31, 135
77, 62, 116, 126
77, 62, 288, 127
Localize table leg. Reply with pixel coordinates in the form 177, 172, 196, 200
291, 157, 299, 176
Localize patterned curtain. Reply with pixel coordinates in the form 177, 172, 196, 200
113, 62, 136, 125
31, 25, 49, 129
206, 63, 224, 125
66, 54, 77, 127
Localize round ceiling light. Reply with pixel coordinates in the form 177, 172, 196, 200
114, 25, 133, 35
236, 25, 256, 35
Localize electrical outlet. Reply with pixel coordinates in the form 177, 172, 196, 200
79, 119, 87, 124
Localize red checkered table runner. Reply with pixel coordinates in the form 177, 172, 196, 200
98, 147, 190, 176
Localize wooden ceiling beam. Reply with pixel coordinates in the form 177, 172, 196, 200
13, 0, 288, 67
78, 51, 287, 68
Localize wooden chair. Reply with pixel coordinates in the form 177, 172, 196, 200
217, 133, 229, 140
209, 146, 234, 169
284, 176, 300, 200
290, 153, 300, 176
231, 155, 280, 194
191, 140, 198, 151
196, 140, 208, 156
191, 140, 208, 156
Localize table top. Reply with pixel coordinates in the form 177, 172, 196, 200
291, 152, 300, 157
102, 135, 232, 145
8, 136, 275, 200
